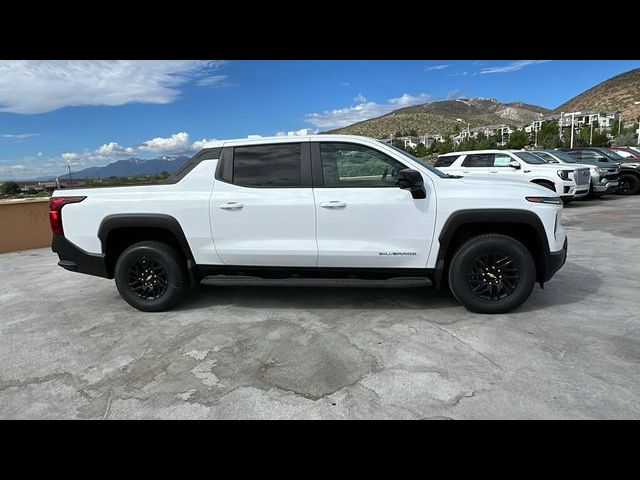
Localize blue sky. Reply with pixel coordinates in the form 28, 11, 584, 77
1, 59, 638, 179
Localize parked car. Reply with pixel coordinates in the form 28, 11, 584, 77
49, 135, 567, 314
561, 147, 637, 195
609, 147, 640, 159
434, 149, 583, 203
530, 150, 614, 198
556, 148, 621, 196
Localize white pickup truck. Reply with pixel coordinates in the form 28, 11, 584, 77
50, 135, 567, 314
434, 149, 589, 203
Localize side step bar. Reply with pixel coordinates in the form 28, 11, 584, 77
200, 275, 431, 288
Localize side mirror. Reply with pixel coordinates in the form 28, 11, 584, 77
509, 159, 521, 169
398, 168, 426, 199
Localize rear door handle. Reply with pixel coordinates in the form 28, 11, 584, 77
320, 201, 347, 209
219, 202, 244, 210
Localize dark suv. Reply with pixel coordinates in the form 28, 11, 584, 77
558, 148, 623, 194
564, 147, 640, 195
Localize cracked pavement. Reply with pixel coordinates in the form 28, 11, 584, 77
1, 195, 640, 419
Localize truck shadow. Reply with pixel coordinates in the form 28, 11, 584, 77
175, 261, 601, 315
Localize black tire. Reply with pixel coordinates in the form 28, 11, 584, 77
617, 173, 640, 195
448, 234, 536, 314
114, 241, 188, 312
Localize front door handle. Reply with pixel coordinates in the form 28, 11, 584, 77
320, 201, 347, 209
219, 202, 244, 210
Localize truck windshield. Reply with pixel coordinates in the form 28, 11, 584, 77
513, 151, 548, 164
381, 142, 448, 178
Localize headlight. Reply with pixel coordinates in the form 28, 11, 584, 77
557, 170, 570, 180
526, 196, 562, 205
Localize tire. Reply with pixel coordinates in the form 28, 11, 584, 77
448, 234, 536, 314
114, 241, 188, 312
617, 173, 640, 195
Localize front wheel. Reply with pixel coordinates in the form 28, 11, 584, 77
448, 234, 536, 314
114, 241, 188, 312
617, 173, 640, 195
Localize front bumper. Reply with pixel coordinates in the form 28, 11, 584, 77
52, 234, 110, 279
542, 237, 567, 283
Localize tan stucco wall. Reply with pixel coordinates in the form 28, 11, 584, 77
0, 198, 52, 253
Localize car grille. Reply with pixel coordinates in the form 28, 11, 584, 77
575, 168, 590, 186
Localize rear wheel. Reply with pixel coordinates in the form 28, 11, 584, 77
448, 234, 536, 314
617, 173, 640, 195
114, 241, 188, 312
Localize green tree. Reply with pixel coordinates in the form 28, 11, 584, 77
0, 181, 21, 195
392, 138, 405, 149
437, 136, 454, 154
536, 121, 562, 149
506, 129, 530, 149
414, 143, 428, 158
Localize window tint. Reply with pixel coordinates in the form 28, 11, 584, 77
320, 143, 406, 187
513, 151, 547, 164
462, 154, 493, 167
493, 153, 512, 167
233, 143, 301, 187
434, 155, 460, 167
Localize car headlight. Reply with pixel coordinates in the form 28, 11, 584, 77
526, 196, 562, 205
557, 170, 570, 180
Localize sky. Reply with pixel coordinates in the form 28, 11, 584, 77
1, 59, 638, 179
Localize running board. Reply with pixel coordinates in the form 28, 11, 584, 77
200, 275, 431, 288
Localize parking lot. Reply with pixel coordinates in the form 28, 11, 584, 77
1, 194, 639, 419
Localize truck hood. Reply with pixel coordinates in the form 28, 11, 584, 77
455, 177, 555, 195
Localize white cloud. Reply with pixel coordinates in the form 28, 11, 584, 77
138, 132, 191, 153
62, 152, 79, 161
353, 93, 367, 103
1, 133, 39, 139
0, 60, 227, 114
305, 92, 432, 130
424, 64, 449, 72
341, 82, 350, 87
96, 142, 134, 155
446, 89, 464, 100
195, 75, 228, 87
191, 138, 219, 150
480, 60, 551, 74
37, 152, 43, 156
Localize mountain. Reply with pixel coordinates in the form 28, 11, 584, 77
328, 98, 551, 137
47, 155, 191, 180
554, 67, 640, 122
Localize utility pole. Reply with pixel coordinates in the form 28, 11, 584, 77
67, 164, 73, 186
590, 121, 594, 146
568, 111, 582, 149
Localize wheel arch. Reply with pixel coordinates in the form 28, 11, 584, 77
98, 214, 195, 278
434, 209, 551, 288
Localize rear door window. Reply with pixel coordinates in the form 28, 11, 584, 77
233, 143, 302, 187
462, 154, 494, 167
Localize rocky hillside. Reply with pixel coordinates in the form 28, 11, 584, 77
329, 98, 550, 137
554, 67, 640, 122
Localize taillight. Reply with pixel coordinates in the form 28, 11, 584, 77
49, 196, 86, 235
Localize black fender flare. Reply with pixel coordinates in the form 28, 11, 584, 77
98, 213, 195, 264
433, 209, 551, 287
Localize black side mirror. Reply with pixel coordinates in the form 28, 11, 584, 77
398, 168, 426, 199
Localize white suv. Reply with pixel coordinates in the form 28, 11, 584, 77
49, 135, 567, 314
435, 149, 586, 203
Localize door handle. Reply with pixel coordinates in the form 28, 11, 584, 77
490, 170, 498, 173
219, 202, 244, 210
320, 201, 347, 209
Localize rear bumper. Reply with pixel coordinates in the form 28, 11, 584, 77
543, 237, 567, 283
51, 234, 110, 279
